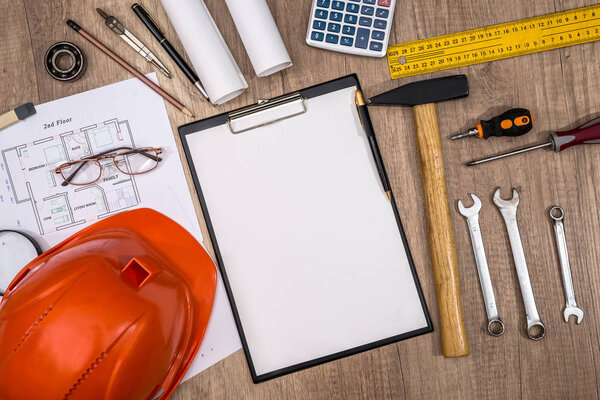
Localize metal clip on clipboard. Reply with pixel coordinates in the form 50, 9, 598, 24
227, 92, 306, 134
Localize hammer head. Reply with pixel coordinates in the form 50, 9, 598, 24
369, 75, 469, 106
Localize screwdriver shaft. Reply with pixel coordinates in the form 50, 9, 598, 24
450, 128, 479, 140
466, 141, 553, 166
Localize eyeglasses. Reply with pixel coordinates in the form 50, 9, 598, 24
55, 146, 163, 186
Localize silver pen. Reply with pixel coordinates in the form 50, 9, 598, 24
96, 8, 172, 79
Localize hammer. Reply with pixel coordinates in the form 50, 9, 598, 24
369, 75, 469, 358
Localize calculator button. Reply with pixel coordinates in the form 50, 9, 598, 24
375, 8, 389, 17
317, 0, 331, 6
326, 34, 339, 44
378, 0, 391, 5
311, 31, 325, 41
344, 14, 358, 24
355, 28, 369, 48
342, 25, 356, 35
363, 0, 376, 4
313, 20, 326, 30
330, 11, 343, 21
327, 22, 341, 33
369, 41, 383, 51
371, 30, 385, 40
340, 36, 354, 46
331, 1, 345, 10
315, 9, 328, 19
374, 19, 387, 29
361, 6, 374, 15
346, 3, 359, 12
349, 0, 360, 2
359, 16, 372, 26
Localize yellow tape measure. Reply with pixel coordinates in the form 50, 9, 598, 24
387, 5, 600, 79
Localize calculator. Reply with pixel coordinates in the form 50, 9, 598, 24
305, 0, 397, 57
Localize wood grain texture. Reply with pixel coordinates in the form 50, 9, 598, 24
413, 103, 469, 358
2, 0, 600, 398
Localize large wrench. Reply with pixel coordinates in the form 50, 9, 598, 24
550, 206, 584, 324
493, 188, 546, 340
458, 194, 505, 336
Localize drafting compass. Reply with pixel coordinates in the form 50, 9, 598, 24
96, 8, 171, 78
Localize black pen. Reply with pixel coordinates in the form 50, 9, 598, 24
132, 3, 209, 101
355, 90, 392, 201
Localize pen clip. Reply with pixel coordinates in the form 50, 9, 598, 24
354, 90, 366, 131
134, 3, 165, 36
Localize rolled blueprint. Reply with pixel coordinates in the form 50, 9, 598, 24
160, 0, 248, 105
224, 0, 292, 77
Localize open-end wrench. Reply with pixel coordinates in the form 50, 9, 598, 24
493, 188, 546, 340
550, 206, 584, 324
458, 194, 505, 336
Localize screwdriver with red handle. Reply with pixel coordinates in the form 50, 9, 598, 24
466, 116, 600, 166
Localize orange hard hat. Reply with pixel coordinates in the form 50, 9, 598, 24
0, 208, 216, 400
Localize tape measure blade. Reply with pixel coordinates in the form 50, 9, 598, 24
387, 5, 600, 79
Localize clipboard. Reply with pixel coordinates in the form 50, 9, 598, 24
179, 75, 432, 383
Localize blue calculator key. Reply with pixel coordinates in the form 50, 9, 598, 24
346, 3, 359, 12
369, 41, 383, 51
361, 6, 374, 15
363, 0, 375, 4
374, 19, 387, 29
342, 25, 356, 35
311, 31, 325, 41
371, 29, 385, 40
330, 11, 343, 21
376, 8, 389, 18
359, 16, 372, 26
340, 36, 354, 46
331, 1, 345, 10
313, 20, 326, 30
326, 34, 339, 44
315, 9, 328, 19
317, 0, 330, 6
327, 22, 341, 33
344, 14, 358, 24
355, 28, 369, 48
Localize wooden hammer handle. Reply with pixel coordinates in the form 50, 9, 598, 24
413, 103, 469, 358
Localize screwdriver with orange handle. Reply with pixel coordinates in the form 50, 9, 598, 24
467, 116, 600, 166
450, 108, 533, 140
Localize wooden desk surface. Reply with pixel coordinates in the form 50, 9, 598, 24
2, 0, 600, 398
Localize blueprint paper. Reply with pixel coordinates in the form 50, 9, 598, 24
0, 74, 241, 380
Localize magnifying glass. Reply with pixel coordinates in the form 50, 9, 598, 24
0, 230, 42, 298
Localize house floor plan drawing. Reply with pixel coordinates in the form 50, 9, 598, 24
0, 75, 240, 381
1, 118, 140, 235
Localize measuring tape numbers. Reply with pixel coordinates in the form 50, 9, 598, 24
387, 5, 600, 79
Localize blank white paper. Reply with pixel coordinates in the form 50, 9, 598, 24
184, 85, 429, 377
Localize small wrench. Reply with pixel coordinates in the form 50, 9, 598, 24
493, 188, 546, 340
458, 194, 505, 336
550, 206, 584, 324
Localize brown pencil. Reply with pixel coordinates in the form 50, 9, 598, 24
66, 20, 194, 118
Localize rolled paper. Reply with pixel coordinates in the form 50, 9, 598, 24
224, 0, 292, 77
160, 0, 248, 105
